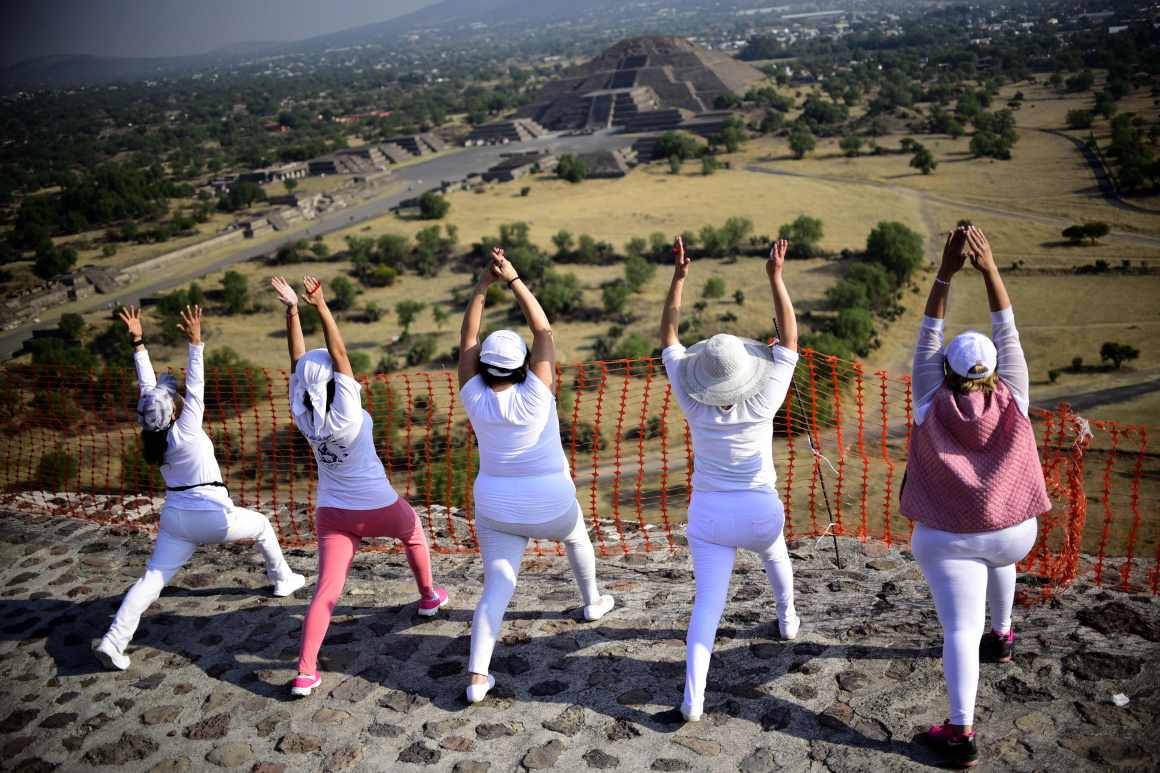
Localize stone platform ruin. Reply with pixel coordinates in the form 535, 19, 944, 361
0, 511, 1156, 772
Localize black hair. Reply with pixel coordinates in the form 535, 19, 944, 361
302, 379, 337, 416
480, 352, 531, 388
142, 428, 171, 466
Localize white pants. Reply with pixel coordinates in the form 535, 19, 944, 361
468, 503, 601, 676
683, 489, 796, 714
911, 518, 1038, 725
102, 504, 293, 653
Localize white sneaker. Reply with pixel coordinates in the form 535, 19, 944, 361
273, 573, 307, 598
583, 594, 615, 622
93, 638, 130, 671
680, 701, 702, 723
779, 613, 801, 641
466, 674, 495, 705
289, 673, 321, 697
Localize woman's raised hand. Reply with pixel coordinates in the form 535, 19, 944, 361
270, 276, 299, 309
673, 235, 691, 280
965, 226, 996, 274
939, 226, 968, 277
118, 305, 144, 338
767, 238, 789, 279
301, 275, 325, 307
490, 247, 519, 284
176, 305, 202, 346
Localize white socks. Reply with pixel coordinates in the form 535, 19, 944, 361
466, 674, 495, 704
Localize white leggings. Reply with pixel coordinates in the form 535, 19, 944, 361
684, 489, 796, 714
468, 503, 601, 676
911, 518, 1038, 725
102, 504, 293, 653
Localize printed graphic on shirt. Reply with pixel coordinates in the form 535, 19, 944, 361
314, 437, 350, 466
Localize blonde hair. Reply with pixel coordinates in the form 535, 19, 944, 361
944, 369, 999, 395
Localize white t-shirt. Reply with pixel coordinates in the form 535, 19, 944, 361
134, 345, 233, 511
290, 371, 398, 510
460, 371, 576, 523
662, 343, 798, 493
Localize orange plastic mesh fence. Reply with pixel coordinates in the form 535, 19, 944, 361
0, 353, 1156, 596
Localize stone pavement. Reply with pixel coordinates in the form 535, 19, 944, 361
0, 511, 1157, 772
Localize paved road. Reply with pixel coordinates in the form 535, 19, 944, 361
1, 130, 634, 360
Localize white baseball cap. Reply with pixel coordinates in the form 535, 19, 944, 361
479, 330, 528, 372
945, 330, 997, 379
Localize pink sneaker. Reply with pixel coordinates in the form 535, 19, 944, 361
289, 674, 321, 697
926, 721, 978, 768
418, 587, 449, 617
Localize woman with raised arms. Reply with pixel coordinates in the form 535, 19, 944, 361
271, 275, 448, 698
659, 236, 801, 722
94, 305, 305, 671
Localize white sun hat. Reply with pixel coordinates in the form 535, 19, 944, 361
945, 330, 997, 379
679, 334, 777, 406
479, 329, 528, 375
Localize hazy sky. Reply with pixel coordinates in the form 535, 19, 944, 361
0, 0, 439, 67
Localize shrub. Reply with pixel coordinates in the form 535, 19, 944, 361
624, 253, 655, 293
363, 302, 384, 323
734, 289, 745, 306
348, 351, 372, 374
560, 419, 606, 453
58, 313, 86, 342
702, 277, 726, 299
361, 265, 398, 287
615, 332, 654, 360
800, 331, 855, 362
778, 215, 825, 258
556, 154, 587, 183
832, 307, 874, 349
520, 186, 531, 197
418, 191, 450, 220
221, 270, 248, 315
839, 135, 863, 157
329, 276, 357, 311
310, 241, 330, 258
1066, 110, 1093, 130
825, 279, 869, 310
37, 449, 79, 490
865, 222, 924, 283
844, 262, 893, 306
204, 347, 270, 413
298, 305, 321, 335
602, 280, 631, 314
910, 144, 937, 175
406, 336, 438, 367
34, 244, 78, 279
551, 230, 574, 259
538, 271, 583, 319
657, 131, 702, 161
1062, 222, 1109, 245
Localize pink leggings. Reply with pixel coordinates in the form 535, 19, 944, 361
297, 498, 435, 675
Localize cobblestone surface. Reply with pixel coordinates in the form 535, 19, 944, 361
0, 512, 1157, 772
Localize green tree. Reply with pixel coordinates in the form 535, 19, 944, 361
348, 351, 372, 374
418, 191, 450, 220
733, 289, 745, 306
788, 126, 817, 159
865, 222, 924, 284
220, 270, 248, 315
615, 332, 654, 360
537, 271, 583, 319
624, 252, 656, 293
58, 312, 85, 342
329, 276, 356, 311
395, 300, 426, 338
668, 155, 682, 175
832, 307, 874, 348
1066, 110, 1093, 130
551, 229, 574, 259
556, 154, 588, 183
33, 244, 77, 279
778, 214, 825, 258
910, 144, 938, 175
657, 131, 701, 161
1100, 341, 1139, 369
844, 263, 893, 307
310, 241, 330, 258
839, 135, 863, 157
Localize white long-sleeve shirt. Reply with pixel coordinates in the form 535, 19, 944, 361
290, 371, 398, 510
134, 344, 233, 510
912, 306, 1030, 425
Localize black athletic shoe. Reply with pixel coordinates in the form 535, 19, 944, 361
926, 722, 979, 768
980, 628, 1016, 663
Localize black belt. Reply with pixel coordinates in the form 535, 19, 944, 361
166, 481, 228, 492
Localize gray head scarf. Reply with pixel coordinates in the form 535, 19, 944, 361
137, 374, 179, 431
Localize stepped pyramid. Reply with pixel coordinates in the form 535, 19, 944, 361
518, 36, 765, 131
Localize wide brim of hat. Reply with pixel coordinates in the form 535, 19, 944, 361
679, 337, 777, 406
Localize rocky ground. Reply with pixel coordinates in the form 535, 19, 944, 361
0, 511, 1157, 773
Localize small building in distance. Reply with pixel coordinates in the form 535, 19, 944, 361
464, 119, 548, 146
237, 162, 307, 185
481, 151, 557, 182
